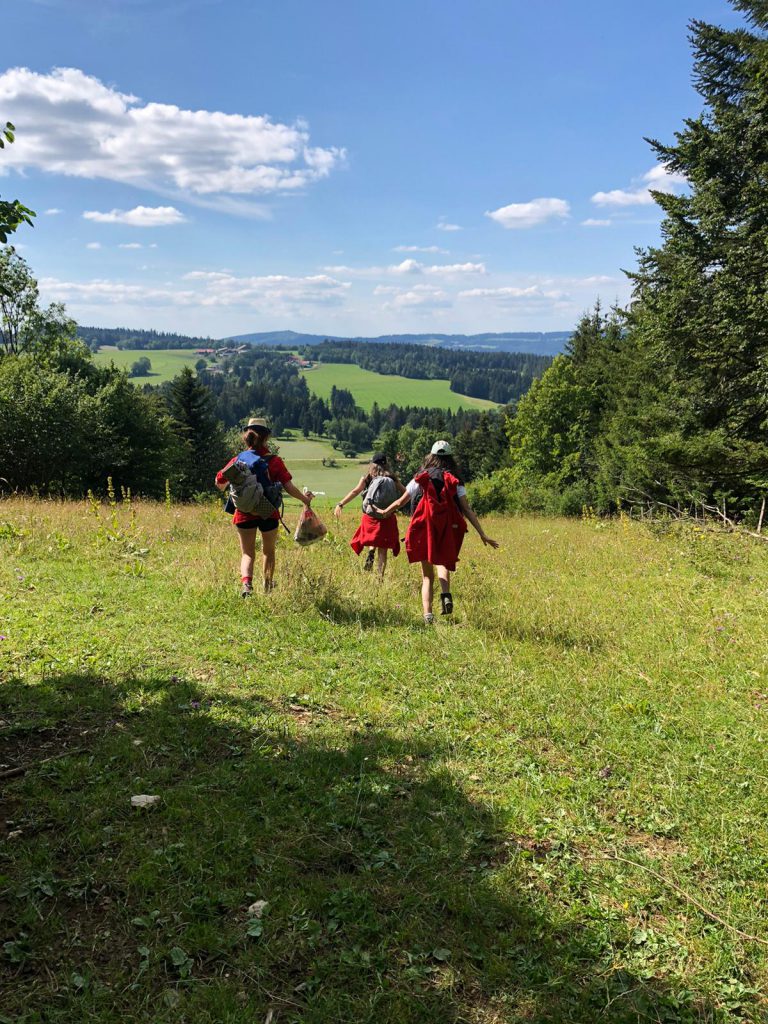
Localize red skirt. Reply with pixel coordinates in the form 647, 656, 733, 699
350, 513, 401, 556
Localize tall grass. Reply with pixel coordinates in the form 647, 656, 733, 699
1, 498, 767, 1022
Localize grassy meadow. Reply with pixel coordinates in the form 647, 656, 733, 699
271, 436, 372, 502
92, 349, 499, 415
93, 347, 202, 383
301, 362, 498, 412
2, 499, 768, 1022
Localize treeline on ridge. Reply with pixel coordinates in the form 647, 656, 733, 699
300, 339, 551, 404
78, 325, 215, 351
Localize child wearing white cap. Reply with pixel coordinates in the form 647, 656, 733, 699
376, 440, 498, 623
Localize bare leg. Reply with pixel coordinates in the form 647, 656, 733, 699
261, 527, 278, 588
421, 561, 435, 617
437, 565, 453, 614
235, 525, 257, 579
376, 548, 387, 577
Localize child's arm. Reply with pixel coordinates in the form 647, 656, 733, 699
214, 458, 235, 492
284, 480, 314, 506
457, 494, 499, 548
334, 477, 367, 518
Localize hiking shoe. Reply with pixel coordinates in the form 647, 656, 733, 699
363, 549, 375, 571
241, 581, 253, 599
440, 592, 454, 615
423, 613, 435, 625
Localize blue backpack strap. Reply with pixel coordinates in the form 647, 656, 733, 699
236, 450, 272, 483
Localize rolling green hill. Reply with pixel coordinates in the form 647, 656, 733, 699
301, 362, 498, 412
269, 435, 372, 501
94, 347, 203, 383
95, 348, 500, 413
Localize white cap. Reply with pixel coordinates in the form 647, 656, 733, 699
430, 439, 453, 455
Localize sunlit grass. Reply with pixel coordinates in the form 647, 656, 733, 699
93, 346, 203, 383
301, 361, 498, 412
1, 498, 768, 1022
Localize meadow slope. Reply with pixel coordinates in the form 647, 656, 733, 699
300, 362, 498, 412
93, 347, 202, 383
1, 500, 768, 1023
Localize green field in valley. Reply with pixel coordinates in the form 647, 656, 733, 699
301, 362, 498, 412
269, 434, 372, 503
93, 350, 499, 415
94, 347, 203, 383
2, 500, 768, 1022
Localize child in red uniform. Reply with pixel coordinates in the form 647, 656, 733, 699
333, 453, 404, 576
377, 440, 498, 622
215, 417, 313, 596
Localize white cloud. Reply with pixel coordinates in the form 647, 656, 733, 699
591, 163, 687, 207
0, 67, 345, 211
83, 205, 186, 227
118, 242, 143, 249
581, 218, 611, 228
323, 259, 485, 278
44, 207, 62, 215
485, 197, 570, 230
459, 284, 567, 303
426, 261, 485, 276
40, 269, 352, 313
436, 220, 462, 232
85, 241, 101, 249
39, 277, 195, 306
376, 284, 452, 311
393, 244, 448, 254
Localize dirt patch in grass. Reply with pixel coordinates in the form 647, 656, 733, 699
624, 831, 687, 859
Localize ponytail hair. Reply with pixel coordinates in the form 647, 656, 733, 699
368, 458, 391, 478
421, 452, 460, 479
243, 426, 270, 449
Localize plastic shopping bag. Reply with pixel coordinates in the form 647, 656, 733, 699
294, 506, 328, 546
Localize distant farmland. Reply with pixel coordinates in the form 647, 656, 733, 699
93, 347, 202, 383
95, 347, 500, 412
301, 362, 498, 412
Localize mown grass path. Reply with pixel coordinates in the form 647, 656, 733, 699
1, 500, 767, 1022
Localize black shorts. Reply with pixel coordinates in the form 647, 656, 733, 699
235, 518, 279, 532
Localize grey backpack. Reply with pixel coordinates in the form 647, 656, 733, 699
362, 475, 398, 515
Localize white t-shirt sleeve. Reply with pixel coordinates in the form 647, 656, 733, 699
405, 479, 466, 498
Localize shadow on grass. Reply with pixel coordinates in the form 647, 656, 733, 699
1, 673, 716, 1024
315, 594, 417, 629
471, 609, 607, 651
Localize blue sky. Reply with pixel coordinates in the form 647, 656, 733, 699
1, 0, 740, 338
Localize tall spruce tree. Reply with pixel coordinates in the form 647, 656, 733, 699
502, 305, 623, 513
621, 0, 768, 510
167, 367, 227, 499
